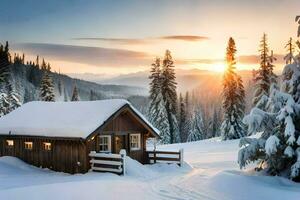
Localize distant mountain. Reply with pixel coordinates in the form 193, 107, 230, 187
9, 63, 148, 104
69, 68, 254, 93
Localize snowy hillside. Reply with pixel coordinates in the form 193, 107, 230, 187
0, 138, 299, 200
10, 63, 147, 103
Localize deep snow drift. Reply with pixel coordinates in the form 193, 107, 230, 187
0, 138, 299, 200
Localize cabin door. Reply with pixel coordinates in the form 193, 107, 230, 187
114, 135, 125, 154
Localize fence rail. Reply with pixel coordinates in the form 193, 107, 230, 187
89, 150, 126, 175
147, 149, 184, 166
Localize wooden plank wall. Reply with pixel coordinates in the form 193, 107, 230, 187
0, 136, 87, 174
96, 110, 150, 164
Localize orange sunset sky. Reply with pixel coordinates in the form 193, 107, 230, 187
1, 0, 299, 76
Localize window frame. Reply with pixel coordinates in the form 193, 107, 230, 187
130, 133, 141, 151
99, 135, 111, 153
24, 141, 33, 150
6, 140, 14, 148
43, 142, 52, 151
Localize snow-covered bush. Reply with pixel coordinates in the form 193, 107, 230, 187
238, 61, 300, 181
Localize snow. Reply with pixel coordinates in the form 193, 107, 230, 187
0, 99, 159, 138
265, 135, 280, 155
0, 137, 299, 200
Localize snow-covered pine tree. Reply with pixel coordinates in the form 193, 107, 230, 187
210, 106, 222, 137
268, 50, 278, 88
148, 57, 170, 144
90, 89, 96, 101
284, 38, 295, 65
58, 78, 62, 96
239, 20, 300, 181
220, 37, 246, 140
253, 33, 272, 109
63, 87, 69, 102
71, 85, 80, 101
187, 105, 204, 142
0, 41, 10, 85
40, 72, 55, 102
5, 81, 21, 113
179, 93, 188, 142
148, 57, 162, 113
151, 92, 170, 144
0, 93, 9, 117
184, 91, 192, 141
161, 50, 179, 143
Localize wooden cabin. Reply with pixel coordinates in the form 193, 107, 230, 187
0, 99, 160, 174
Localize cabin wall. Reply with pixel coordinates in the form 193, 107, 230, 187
88, 110, 151, 165
0, 136, 87, 174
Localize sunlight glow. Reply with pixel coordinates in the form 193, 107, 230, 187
211, 62, 226, 72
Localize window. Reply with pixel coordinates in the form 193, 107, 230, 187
99, 135, 111, 152
130, 134, 141, 150
43, 142, 51, 151
24, 142, 33, 150
6, 140, 14, 147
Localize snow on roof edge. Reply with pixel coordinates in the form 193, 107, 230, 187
0, 99, 160, 139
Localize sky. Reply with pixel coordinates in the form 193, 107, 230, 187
0, 0, 299, 76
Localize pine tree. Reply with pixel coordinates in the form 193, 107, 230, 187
63, 87, 69, 102
184, 92, 192, 140
0, 93, 9, 117
0, 41, 10, 85
40, 73, 55, 101
90, 89, 96, 101
268, 50, 278, 89
284, 37, 295, 64
150, 92, 170, 144
148, 58, 161, 110
36, 55, 40, 68
41, 59, 47, 71
239, 19, 300, 181
187, 105, 204, 142
161, 50, 179, 143
71, 85, 80, 101
253, 33, 277, 110
58, 78, 62, 96
148, 57, 170, 144
6, 81, 21, 113
210, 106, 222, 137
220, 37, 246, 140
179, 93, 187, 142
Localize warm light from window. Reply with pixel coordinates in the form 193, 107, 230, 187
43, 142, 51, 151
6, 140, 14, 146
130, 134, 141, 150
24, 142, 33, 150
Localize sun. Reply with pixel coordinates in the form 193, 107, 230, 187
211, 62, 227, 73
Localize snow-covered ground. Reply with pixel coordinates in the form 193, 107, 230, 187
0, 138, 299, 200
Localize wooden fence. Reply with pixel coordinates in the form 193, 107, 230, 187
146, 149, 184, 166
89, 150, 126, 175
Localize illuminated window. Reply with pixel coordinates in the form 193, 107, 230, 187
6, 140, 14, 147
130, 134, 141, 150
43, 142, 51, 151
99, 135, 111, 152
24, 142, 33, 150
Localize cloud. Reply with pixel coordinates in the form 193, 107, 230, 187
238, 54, 284, 64
73, 38, 147, 45
158, 35, 209, 41
11, 43, 151, 67
177, 58, 223, 65
73, 35, 209, 45
176, 54, 285, 66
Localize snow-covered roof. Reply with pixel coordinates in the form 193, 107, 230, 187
0, 99, 159, 139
